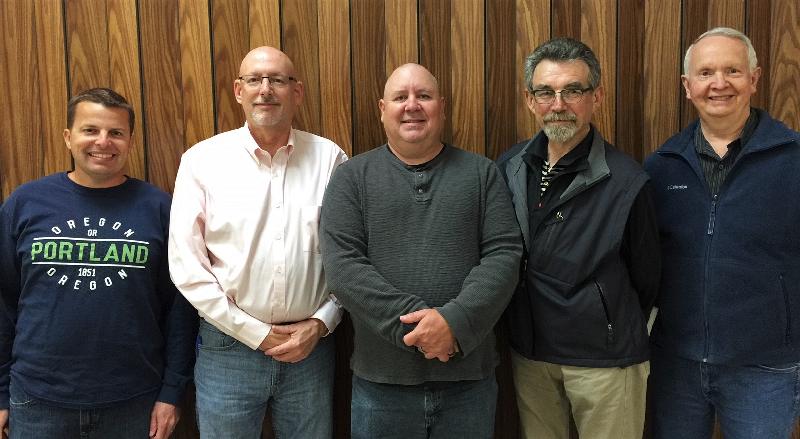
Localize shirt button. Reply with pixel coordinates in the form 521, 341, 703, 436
418, 188, 423, 193
718, 164, 724, 169
276, 234, 282, 240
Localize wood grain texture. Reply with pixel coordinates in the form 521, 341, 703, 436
0, 0, 41, 200
249, 0, 281, 49
419, 0, 453, 143
746, 0, 771, 110
680, 0, 708, 128
644, 0, 682, 153
515, 0, 549, 144
318, 0, 353, 156
66, 0, 110, 94
768, 0, 800, 129
351, 0, 387, 154
581, 0, 616, 144
139, 0, 184, 192
34, 0, 70, 176
212, 0, 249, 134
179, 0, 215, 149
486, 0, 517, 160
552, 0, 581, 39
385, 0, 419, 74
707, 0, 745, 29
616, 0, 645, 161
283, 0, 320, 133
108, 0, 145, 181
449, 0, 484, 154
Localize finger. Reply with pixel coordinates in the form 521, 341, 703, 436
270, 325, 295, 335
149, 411, 158, 437
403, 331, 418, 347
399, 309, 427, 323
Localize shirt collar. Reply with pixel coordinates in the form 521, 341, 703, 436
241, 123, 296, 163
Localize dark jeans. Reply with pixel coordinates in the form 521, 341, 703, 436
8, 379, 154, 439
650, 346, 800, 439
351, 373, 497, 439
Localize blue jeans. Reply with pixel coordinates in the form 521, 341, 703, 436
8, 379, 154, 439
194, 319, 334, 439
650, 346, 800, 439
350, 373, 497, 439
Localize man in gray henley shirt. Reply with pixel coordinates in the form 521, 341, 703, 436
320, 63, 522, 438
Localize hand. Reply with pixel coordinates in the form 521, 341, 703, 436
258, 330, 291, 352
1, 408, 8, 439
149, 402, 179, 439
400, 309, 456, 362
264, 318, 327, 363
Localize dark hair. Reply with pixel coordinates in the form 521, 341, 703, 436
66, 87, 135, 133
524, 37, 601, 92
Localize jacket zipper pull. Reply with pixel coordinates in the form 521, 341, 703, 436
607, 323, 614, 345
707, 195, 718, 235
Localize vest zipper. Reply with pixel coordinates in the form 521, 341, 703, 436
595, 281, 615, 346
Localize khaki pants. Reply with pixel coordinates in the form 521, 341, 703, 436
511, 350, 649, 439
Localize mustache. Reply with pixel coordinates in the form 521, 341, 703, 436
543, 113, 577, 122
253, 97, 279, 105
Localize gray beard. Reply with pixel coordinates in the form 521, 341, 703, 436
543, 122, 578, 143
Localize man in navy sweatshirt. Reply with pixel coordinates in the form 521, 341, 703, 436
645, 27, 800, 438
0, 88, 197, 439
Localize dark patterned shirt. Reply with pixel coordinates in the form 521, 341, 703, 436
695, 109, 759, 196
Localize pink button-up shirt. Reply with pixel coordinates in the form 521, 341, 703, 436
168, 125, 347, 349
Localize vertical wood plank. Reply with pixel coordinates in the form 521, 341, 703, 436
249, 0, 281, 48
385, 0, 419, 74
581, 0, 616, 144
351, 0, 386, 154
552, 0, 581, 39
746, 0, 771, 110
644, 0, 682, 153
707, 0, 745, 29
515, 0, 549, 144
108, 0, 145, 181
486, 0, 516, 160
282, 0, 320, 134
212, 0, 249, 134
0, 0, 42, 200
66, 0, 110, 94
449, 0, 484, 154
680, 0, 709, 128
34, 0, 70, 175
139, 0, 184, 192
318, 0, 353, 156
179, 0, 215, 149
419, 0, 452, 143
769, 0, 800, 130
616, 0, 645, 161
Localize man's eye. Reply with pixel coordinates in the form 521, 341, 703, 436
393, 96, 406, 102
535, 91, 554, 98
271, 77, 287, 85
246, 77, 262, 86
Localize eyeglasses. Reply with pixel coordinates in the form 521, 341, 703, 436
530, 87, 593, 104
238, 75, 297, 89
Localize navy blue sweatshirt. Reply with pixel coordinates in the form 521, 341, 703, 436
0, 173, 197, 409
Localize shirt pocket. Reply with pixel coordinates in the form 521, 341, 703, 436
301, 205, 322, 253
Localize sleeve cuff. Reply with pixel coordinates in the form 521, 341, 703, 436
311, 295, 344, 335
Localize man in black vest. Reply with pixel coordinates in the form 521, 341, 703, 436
496, 37, 660, 439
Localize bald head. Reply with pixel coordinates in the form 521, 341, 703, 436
239, 46, 297, 77
383, 63, 440, 98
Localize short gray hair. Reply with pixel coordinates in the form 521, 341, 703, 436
524, 37, 601, 92
684, 27, 758, 74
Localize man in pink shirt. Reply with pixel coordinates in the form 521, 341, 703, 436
168, 46, 347, 438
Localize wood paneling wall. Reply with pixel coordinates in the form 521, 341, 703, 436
1, 1, 799, 438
